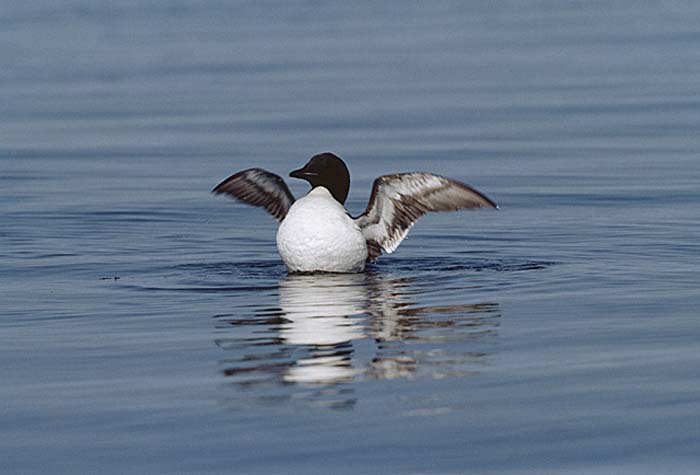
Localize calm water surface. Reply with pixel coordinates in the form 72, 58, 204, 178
2, 1, 700, 474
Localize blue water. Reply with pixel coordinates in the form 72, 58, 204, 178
2, 1, 700, 473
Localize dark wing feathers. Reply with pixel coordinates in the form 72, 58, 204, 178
354, 173, 496, 262
212, 168, 295, 222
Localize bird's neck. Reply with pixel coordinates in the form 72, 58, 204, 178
310, 180, 349, 204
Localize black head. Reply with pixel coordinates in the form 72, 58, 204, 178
289, 152, 350, 204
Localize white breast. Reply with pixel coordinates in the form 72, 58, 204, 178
276, 187, 368, 273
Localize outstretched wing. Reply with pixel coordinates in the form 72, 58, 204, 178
354, 173, 497, 262
212, 168, 295, 222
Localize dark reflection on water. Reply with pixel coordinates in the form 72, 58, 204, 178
215, 271, 500, 409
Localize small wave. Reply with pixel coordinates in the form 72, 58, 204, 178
121, 259, 285, 294
121, 284, 278, 293
120, 256, 551, 296
379, 256, 555, 273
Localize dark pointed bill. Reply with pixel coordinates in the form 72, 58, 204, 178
289, 169, 318, 179
354, 172, 497, 262
212, 168, 296, 222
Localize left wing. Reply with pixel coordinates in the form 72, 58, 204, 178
354, 172, 497, 262
212, 168, 295, 222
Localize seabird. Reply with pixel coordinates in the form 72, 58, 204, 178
212, 152, 496, 273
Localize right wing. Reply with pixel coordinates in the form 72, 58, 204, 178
354, 172, 497, 262
212, 168, 295, 222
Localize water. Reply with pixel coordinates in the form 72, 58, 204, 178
2, 1, 700, 473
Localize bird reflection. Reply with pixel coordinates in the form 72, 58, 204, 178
278, 273, 367, 386
215, 272, 500, 409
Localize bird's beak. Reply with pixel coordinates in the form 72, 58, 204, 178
289, 166, 317, 180
289, 168, 304, 179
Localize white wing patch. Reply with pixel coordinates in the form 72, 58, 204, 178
354, 173, 497, 262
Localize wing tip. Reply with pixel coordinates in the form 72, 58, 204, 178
211, 168, 270, 196
211, 171, 242, 195
483, 196, 498, 209
453, 179, 497, 210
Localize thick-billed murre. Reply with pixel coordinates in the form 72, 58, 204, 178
213, 152, 497, 273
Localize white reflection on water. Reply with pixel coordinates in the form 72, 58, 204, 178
215, 271, 500, 408
279, 273, 367, 385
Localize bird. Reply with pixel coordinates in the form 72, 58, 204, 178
212, 152, 497, 273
